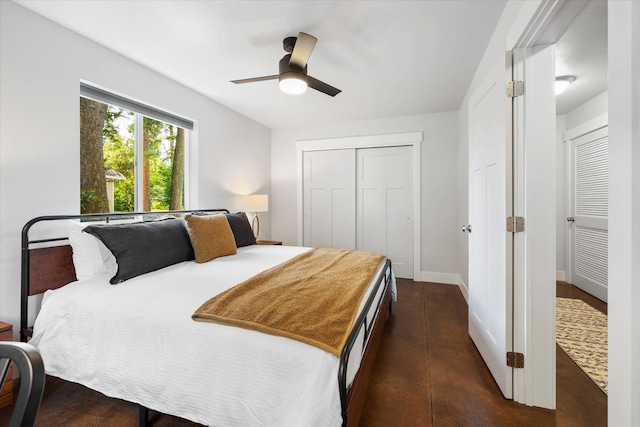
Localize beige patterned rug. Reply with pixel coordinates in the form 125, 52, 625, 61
556, 297, 608, 394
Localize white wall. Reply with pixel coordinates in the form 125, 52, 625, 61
0, 2, 271, 339
608, 1, 640, 425
271, 112, 459, 282
457, 0, 525, 291
565, 90, 608, 130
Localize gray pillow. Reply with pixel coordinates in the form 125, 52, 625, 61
225, 212, 256, 247
84, 218, 194, 284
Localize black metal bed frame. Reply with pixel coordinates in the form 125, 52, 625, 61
338, 257, 392, 426
20, 208, 229, 342
20, 208, 392, 427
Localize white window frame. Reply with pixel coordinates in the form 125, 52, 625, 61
80, 81, 193, 212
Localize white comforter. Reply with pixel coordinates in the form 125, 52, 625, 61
31, 245, 390, 426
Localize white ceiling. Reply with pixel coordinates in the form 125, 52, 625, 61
555, 0, 607, 115
13, 0, 606, 128
14, 0, 508, 129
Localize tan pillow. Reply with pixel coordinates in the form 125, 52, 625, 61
184, 214, 237, 263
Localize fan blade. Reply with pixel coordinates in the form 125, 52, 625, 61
289, 32, 317, 69
307, 76, 341, 97
231, 75, 279, 84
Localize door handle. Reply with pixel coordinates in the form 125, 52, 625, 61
566, 217, 575, 223
462, 224, 472, 233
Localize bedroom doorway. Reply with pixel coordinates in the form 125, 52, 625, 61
558, 0, 609, 305
502, 0, 608, 409
556, 0, 609, 415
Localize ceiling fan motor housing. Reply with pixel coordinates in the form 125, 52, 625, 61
279, 54, 307, 82
283, 36, 297, 53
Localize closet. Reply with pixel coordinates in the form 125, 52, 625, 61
302, 145, 414, 278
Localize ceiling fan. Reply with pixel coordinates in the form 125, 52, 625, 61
231, 32, 341, 97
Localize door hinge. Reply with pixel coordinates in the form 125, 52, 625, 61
506, 80, 524, 97
507, 352, 525, 368
507, 216, 525, 233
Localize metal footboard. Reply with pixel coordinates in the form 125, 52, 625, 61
338, 259, 392, 426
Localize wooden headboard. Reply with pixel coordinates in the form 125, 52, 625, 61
28, 245, 77, 296
20, 208, 229, 341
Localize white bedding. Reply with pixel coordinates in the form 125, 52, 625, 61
31, 245, 393, 426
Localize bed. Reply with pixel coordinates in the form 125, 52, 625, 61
20, 209, 395, 426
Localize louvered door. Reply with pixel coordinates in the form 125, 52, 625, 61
569, 127, 608, 302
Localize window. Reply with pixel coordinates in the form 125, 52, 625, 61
79, 83, 193, 213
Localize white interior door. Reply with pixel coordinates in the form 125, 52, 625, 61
568, 127, 608, 302
468, 53, 513, 398
302, 149, 356, 249
356, 146, 413, 279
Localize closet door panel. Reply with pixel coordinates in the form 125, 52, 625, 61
303, 149, 356, 249
386, 187, 406, 269
308, 188, 331, 247
357, 146, 413, 278
360, 188, 384, 254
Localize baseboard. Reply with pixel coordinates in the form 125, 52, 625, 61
556, 270, 566, 281
457, 275, 469, 304
418, 271, 469, 304
420, 271, 459, 285
572, 281, 608, 303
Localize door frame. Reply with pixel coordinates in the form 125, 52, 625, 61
511, 43, 557, 409
506, 0, 592, 409
296, 132, 422, 280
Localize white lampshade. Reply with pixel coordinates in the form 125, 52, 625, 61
244, 194, 268, 212
279, 75, 307, 95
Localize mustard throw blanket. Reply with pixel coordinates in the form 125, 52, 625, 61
192, 247, 385, 357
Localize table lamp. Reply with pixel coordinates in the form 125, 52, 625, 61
243, 194, 268, 240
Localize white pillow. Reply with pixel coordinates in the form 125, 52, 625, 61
67, 220, 118, 281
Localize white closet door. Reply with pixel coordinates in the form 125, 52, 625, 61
569, 127, 608, 302
356, 146, 413, 279
302, 149, 356, 249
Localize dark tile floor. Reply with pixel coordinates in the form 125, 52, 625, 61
359, 279, 607, 426
0, 280, 607, 426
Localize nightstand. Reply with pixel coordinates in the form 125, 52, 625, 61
0, 322, 13, 409
257, 240, 283, 246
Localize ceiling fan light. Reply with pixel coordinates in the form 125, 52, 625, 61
555, 75, 576, 95
279, 73, 307, 95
